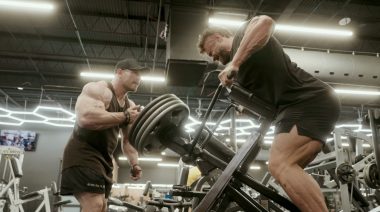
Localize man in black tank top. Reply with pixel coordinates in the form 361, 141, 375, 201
60, 58, 147, 212
198, 16, 340, 211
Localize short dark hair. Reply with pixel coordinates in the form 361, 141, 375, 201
114, 58, 149, 73
197, 27, 233, 53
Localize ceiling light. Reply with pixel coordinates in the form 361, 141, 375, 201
334, 89, 380, 96
362, 143, 371, 148
207, 17, 353, 37
275, 24, 353, 36
0, 0, 54, 12
335, 124, 361, 128
17, 87, 23, 90
250, 165, 261, 170
80, 72, 113, 79
339, 17, 351, 26
80, 72, 165, 82
157, 163, 179, 167
139, 157, 162, 162
120, 183, 173, 188
0, 106, 75, 127
208, 18, 245, 27
141, 76, 165, 82
264, 140, 273, 144
118, 157, 162, 162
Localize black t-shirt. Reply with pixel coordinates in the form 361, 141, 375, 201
231, 21, 333, 113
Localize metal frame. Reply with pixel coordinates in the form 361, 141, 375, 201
0, 146, 51, 212
172, 83, 300, 212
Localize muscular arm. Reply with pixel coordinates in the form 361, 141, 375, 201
231, 15, 275, 69
121, 100, 139, 166
76, 81, 126, 130
122, 137, 139, 166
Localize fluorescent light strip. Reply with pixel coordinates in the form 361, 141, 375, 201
80, 72, 113, 79
208, 18, 353, 37
157, 163, 179, 167
80, 72, 165, 82
363, 143, 371, 148
0, 106, 75, 128
275, 24, 353, 36
334, 89, 380, 96
335, 124, 361, 128
118, 157, 162, 162
209, 18, 245, 27
249, 166, 261, 170
0, 0, 54, 11
141, 76, 165, 82
115, 183, 173, 188
264, 140, 273, 144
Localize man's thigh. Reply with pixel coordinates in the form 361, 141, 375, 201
74, 192, 106, 211
61, 166, 108, 196
270, 125, 323, 168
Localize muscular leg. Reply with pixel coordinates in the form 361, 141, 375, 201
75, 192, 107, 212
268, 125, 328, 212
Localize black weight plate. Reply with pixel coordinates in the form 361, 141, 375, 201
135, 99, 186, 152
138, 102, 189, 154
129, 94, 175, 142
129, 95, 178, 146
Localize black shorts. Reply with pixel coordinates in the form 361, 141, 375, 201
60, 166, 112, 198
274, 92, 340, 143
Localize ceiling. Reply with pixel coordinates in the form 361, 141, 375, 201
0, 0, 379, 126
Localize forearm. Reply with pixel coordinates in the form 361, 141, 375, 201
78, 110, 125, 130
123, 141, 139, 166
231, 16, 275, 68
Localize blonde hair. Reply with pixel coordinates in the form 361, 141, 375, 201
197, 27, 232, 53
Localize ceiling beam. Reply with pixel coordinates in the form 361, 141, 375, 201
0, 50, 166, 66
0, 88, 21, 107
277, 0, 303, 22
66, 9, 167, 22
0, 69, 78, 78
0, 31, 165, 49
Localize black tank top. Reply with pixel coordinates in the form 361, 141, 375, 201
231, 21, 333, 113
62, 82, 129, 183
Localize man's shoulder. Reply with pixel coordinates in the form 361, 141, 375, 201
85, 81, 108, 89
82, 81, 111, 97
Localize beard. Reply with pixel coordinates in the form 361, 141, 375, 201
217, 48, 231, 65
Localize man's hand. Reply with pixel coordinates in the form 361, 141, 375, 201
218, 65, 238, 87
125, 105, 141, 124
130, 164, 142, 180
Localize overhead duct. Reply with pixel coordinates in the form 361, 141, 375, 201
166, 7, 209, 86
284, 48, 380, 87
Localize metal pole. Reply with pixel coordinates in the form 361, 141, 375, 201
368, 109, 380, 175
230, 108, 237, 151
152, 0, 162, 72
